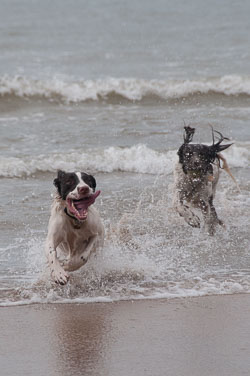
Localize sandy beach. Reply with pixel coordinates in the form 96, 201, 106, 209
1, 294, 250, 376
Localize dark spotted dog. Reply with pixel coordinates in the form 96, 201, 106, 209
174, 126, 233, 235
45, 170, 104, 284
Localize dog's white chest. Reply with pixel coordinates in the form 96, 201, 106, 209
60, 227, 91, 256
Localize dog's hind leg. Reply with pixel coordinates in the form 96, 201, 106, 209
209, 197, 224, 228
62, 255, 88, 272
198, 199, 212, 235
63, 235, 98, 272
198, 199, 216, 235
199, 198, 223, 235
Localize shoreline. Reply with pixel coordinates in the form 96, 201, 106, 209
1, 294, 250, 376
1, 291, 250, 307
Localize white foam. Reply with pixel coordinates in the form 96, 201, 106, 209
1, 74, 250, 102
1, 195, 250, 307
1, 143, 249, 178
223, 142, 250, 168
0, 145, 177, 177
1, 281, 249, 307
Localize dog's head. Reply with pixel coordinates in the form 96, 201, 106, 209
54, 170, 101, 221
177, 126, 232, 176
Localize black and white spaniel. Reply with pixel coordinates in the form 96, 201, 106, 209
174, 126, 233, 235
45, 170, 104, 284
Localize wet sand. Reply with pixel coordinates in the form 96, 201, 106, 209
1, 294, 250, 376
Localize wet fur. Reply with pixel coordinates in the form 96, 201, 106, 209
174, 127, 232, 235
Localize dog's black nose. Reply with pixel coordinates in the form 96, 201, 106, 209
194, 160, 201, 168
78, 186, 90, 195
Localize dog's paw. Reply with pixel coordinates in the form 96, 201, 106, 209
62, 255, 88, 272
51, 267, 69, 285
187, 214, 201, 228
218, 219, 225, 228
206, 224, 216, 236
80, 255, 88, 265
206, 218, 225, 236
178, 205, 200, 228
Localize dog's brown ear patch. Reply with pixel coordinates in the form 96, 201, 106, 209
218, 154, 241, 192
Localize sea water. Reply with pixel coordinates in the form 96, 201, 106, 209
0, 0, 250, 306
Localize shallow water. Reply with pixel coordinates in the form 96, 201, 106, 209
0, 0, 250, 306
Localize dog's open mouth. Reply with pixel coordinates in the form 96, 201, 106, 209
66, 191, 101, 221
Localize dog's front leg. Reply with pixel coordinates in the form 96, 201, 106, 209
45, 239, 69, 285
63, 235, 98, 272
175, 191, 201, 228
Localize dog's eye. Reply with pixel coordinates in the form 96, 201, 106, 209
66, 178, 75, 186
186, 152, 193, 158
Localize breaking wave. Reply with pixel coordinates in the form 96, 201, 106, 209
1, 74, 250, 103
1, 143, 249, 178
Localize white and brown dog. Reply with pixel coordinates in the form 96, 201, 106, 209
45, 170, 104, 285
174, 126, 233, 235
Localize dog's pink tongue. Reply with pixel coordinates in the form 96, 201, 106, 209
74, 190, 101, 212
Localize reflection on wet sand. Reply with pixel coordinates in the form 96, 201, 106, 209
53, 304, 109, 376
1, 296, 250, 376
0, 303, 110, 376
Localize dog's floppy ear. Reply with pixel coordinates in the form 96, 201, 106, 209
183, 126, 195, 144
210, 128, 233, 154
177, 145, 184, 164
177, 126, 195, 164
53, 170, 65, 196
215, 143, 233, 152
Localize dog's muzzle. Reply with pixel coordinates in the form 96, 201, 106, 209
66, 190, 101, 221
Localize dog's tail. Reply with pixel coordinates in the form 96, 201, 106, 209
217, 153, 241, 192
183, 126, 195, 144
